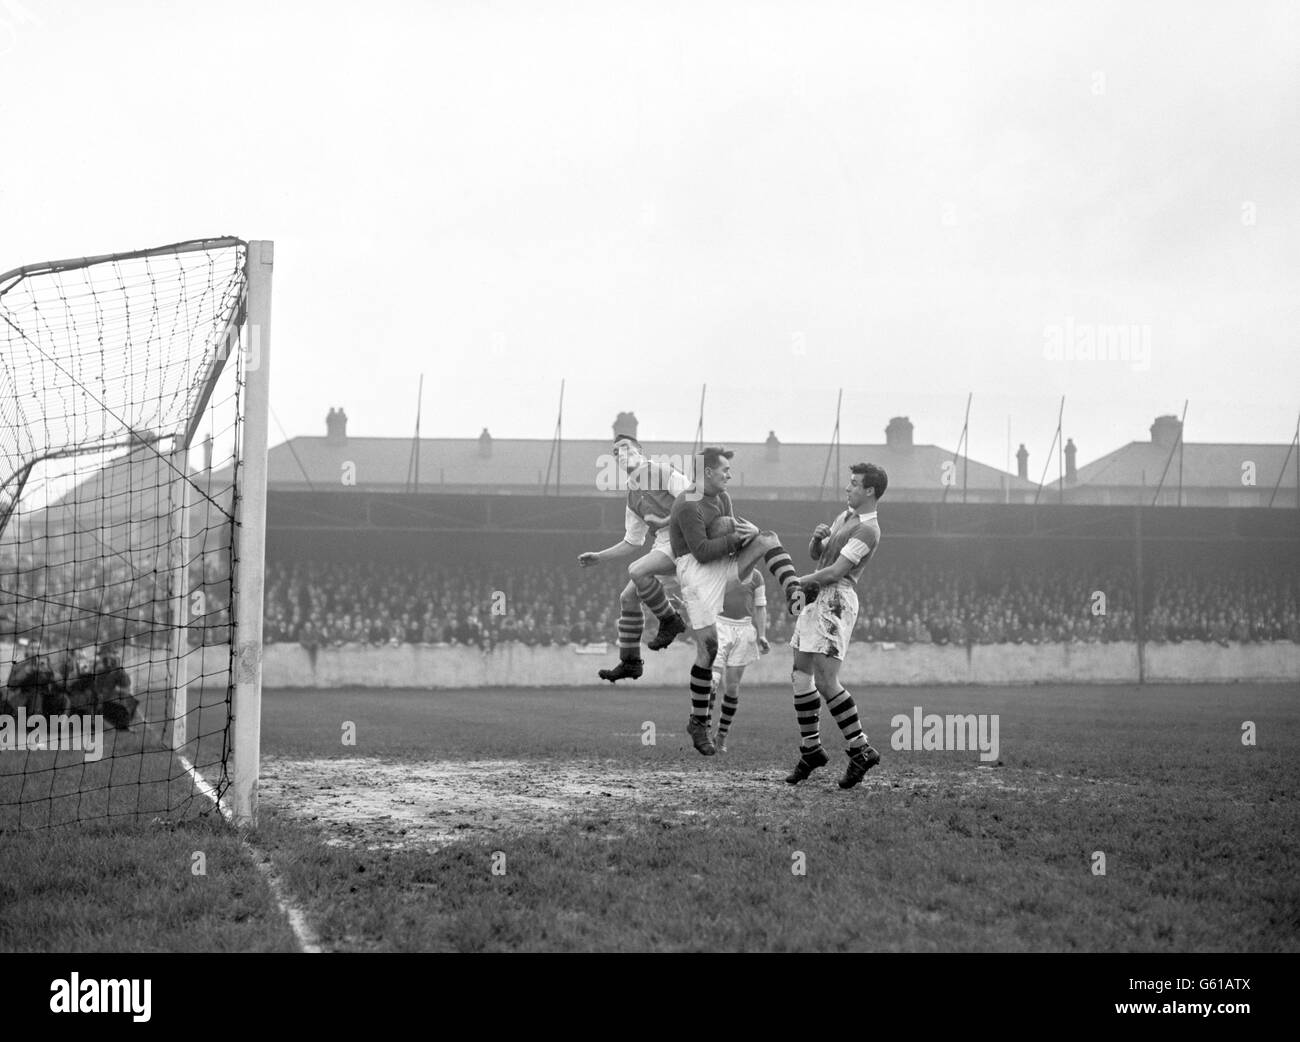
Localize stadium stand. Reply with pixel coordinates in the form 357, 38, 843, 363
259, 557, 1298, 649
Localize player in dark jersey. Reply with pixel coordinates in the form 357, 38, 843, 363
784, 462, 887, 789
668, 446, 806, 755
580, 432, 691, 682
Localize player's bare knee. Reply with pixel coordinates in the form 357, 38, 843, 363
814, 662, 840, 694
696, 628, 717, 662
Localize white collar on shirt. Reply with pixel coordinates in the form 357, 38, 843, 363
843, 508, 877, 523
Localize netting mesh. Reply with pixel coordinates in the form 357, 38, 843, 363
0, 239, 249, 828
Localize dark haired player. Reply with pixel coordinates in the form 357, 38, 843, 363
784, 463, 887, 789
706, 568, 769, 753
668, 446, 805, 755
580, 432, 690, 682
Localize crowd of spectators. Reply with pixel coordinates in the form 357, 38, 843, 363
1, 553, 233, 650
260, 556, 1300, 650
5, 551, 1296, 652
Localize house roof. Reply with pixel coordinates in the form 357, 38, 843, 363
262, 435, 1036, 498
1058, 441, 1297, 492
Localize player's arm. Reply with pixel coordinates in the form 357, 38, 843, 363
578, 540, 642, 567
798, 525, 877, 587
808, 522, 832, 560
678, 501, 741, 563
798, 555, 855, 587
579, 508, 648, 567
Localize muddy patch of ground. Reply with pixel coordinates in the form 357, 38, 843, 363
260, 756, 1060, 851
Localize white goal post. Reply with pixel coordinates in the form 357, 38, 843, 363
233, 240, 273, 826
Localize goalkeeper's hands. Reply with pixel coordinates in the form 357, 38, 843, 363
811, 522, 831, 542
578, 551, 601, 568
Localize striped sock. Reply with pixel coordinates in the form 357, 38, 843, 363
824, 687, 869, 749
763, 544, 800, 605
690, 664, 713, 720
717, 688, 740, 737
615, 607, 644, 654
635, 575, 676, 621
792, 670, 821, 749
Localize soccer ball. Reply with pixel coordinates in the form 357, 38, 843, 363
706, 515, 737, 539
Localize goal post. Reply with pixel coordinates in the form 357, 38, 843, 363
0, 236, 272, 829
232, 240, 273, 827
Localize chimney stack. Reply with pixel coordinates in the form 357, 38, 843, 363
885, 416, 914, 450
1064, 438, 1077, 484
478, 427, 493, 458
613, 411, 639, 444
1016, 444, 1029, 480
325, 407, 348, 445
765, 430, 780, 462
1150, 414, 1182, 449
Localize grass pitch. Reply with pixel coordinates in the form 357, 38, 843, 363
2, 682, 1297, 952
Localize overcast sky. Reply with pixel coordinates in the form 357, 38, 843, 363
2, 0, 1296, 475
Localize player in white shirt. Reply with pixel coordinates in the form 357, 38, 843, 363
579, 433, 691, 682
784, 463, 887, 790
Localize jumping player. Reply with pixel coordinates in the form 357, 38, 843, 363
668, 446, 805, 755
579, 431, 690, 682
784, 462, 887, 789
706, 568, 769, 753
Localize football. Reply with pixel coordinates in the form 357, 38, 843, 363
706, 515, 737, 539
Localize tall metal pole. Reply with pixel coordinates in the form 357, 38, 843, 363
962, 392, 971, 504
414, 373, 423, 493
1135, 481, 1145, 685
1057, 397, 1064, 505
835, 388, 842, 490
694, 384, 707, 457
1178, 402, 1186, 506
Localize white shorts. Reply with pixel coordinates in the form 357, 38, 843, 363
791, 584, 859, 661
650, 528, 674, 558
716, 616, 760, 668
675, 553, 739, 630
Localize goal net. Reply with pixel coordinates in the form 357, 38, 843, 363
0, 237, 271, 828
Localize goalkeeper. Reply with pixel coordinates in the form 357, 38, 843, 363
668, 446, 805, 756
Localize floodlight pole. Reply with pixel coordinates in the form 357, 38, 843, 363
232, 241, 273, 827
